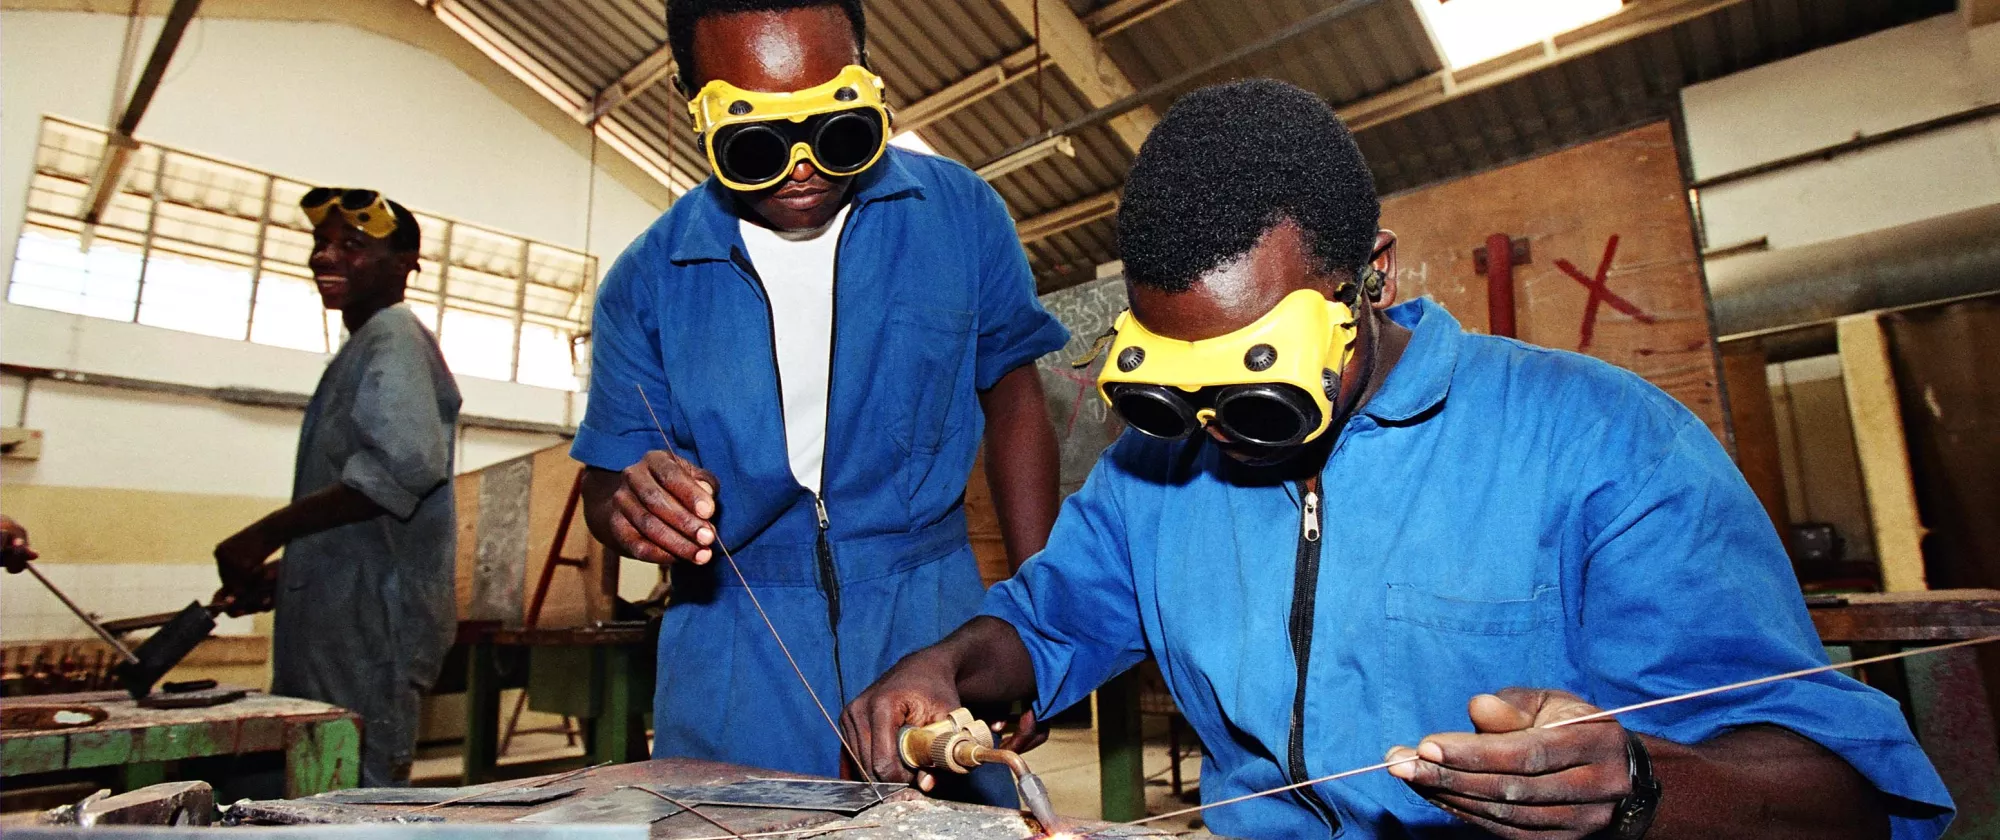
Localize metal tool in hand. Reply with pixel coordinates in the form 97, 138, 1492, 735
18, 561, 219, 699
635, 386, 886, 802
1124, 633, 2000, 827
898, 707, 1062, 834
20, 561, 139, 664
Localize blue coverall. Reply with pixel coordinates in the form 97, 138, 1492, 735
984, 298, 1954, 839
573, 148, 1070, 789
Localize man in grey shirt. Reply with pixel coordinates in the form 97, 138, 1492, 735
215, 187, 460, 786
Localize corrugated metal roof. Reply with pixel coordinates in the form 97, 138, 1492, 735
437, 0, 1954, 287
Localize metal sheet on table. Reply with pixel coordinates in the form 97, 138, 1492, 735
647, 778, 905, 814
513, 787, 686, 825
312, 784, 583, 806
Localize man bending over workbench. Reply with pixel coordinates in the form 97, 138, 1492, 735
215, 188, 461, 786
843, 80, 1952, 839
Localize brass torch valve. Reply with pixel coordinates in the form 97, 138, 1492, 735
898, 707, 1062, 834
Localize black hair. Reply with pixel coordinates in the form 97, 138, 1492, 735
1117, 79, 1380, 293
667, 0, 867, 94
386, 199, 421, 255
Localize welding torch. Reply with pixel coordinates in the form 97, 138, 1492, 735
898, 707, 1062, 833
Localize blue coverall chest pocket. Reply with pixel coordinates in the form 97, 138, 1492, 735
1380, 583, 1557, 810
885, 304, 975, 455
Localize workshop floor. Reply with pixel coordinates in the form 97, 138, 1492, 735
411, 714, 1213, 834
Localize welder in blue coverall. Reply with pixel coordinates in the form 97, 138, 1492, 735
572, 0, 1066, 806
844, 80, 1953, 839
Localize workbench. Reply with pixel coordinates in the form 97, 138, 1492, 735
1807, 589, 2000, 835
242, 757, 1160, 839
0, 689, 359, 797
461, 624, 653, 783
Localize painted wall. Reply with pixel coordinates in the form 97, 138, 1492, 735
0, 3, 670, 661
1682, 14, 2000, 252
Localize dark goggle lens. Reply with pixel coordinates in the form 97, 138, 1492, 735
1108, 384, 1200, 440
811, 111, 883, 173
337, 189, 380, 211
717, 125, 793, 184
301, 186, 339, 210
1214, 384, 1320, 447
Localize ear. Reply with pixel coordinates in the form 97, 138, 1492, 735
395, 250, 420, 279
1370, 229, 1399, 311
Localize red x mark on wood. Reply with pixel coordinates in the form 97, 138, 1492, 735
1554, 234, 1655, 351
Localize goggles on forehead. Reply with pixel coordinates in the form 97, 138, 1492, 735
687, 64, 891, 192
1097, 288, 1361, 447
300, 187, 398, 240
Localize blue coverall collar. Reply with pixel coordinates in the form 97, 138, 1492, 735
667, 148, 927, 265
1359, 297, 1459, 423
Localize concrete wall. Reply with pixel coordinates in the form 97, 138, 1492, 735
1682, 14, 2000, 252
0, 2, 669, 664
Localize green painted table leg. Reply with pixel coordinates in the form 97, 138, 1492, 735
120, 760, 167, 791
284, 716, 361, 796
464, 640, 500, 784
591, 646, 637, 764
1096, 668, 1146, 822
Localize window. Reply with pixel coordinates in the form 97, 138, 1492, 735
1412, 0, 1623, 70
7, 117, 598, 390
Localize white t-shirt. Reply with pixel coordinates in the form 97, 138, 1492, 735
738, 204, 850, 495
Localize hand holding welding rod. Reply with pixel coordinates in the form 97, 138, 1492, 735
606, 385, 721, 565
897, 708, 1064, 833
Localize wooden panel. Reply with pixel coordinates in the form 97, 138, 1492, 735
452, 469, 482, 620
964, 451, 1012, 587
1722, 340, 1791, 544
1838, 313, 1928, 593
521, 447, 610, 628
1883, 298, 2000, 592
1381, 122, 1727, 439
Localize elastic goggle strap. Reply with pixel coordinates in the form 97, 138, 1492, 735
301, 187, 398, 240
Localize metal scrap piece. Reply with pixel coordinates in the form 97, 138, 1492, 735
222, 799, 446, 825
79, 781, 214, 826
313, 784, 583, 806
513, 787, 686, 825
646, 779, 905, 815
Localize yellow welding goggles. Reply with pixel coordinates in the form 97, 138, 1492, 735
1098, 289, 1360, 447
300, 187, 399, 240
687, 64, 891, 192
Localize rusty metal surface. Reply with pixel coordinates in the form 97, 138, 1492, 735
306, 757, 1165, 838
487, 624, 652, 647
1808, 590, 2000, 642
303, 758, 913, 838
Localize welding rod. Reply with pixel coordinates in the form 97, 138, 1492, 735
1127, 633, 2000, 827
21, 561, 140, 664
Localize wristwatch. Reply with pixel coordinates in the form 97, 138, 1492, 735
1601, 728, 1661, 840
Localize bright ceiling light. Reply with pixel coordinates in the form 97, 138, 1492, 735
1414, 0, 1623, 70
891, 131, 938, 155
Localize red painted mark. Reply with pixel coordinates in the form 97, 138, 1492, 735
1553, 234, 1655, 351
1047, 366, 1098, 438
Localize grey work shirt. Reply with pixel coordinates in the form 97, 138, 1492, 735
271, 304, 460, 783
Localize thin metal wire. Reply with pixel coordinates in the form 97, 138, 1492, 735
625, 786, 746, 839
408, 760, 611, 813
635, 385, 887, 803
1126, 633, 2000, 827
